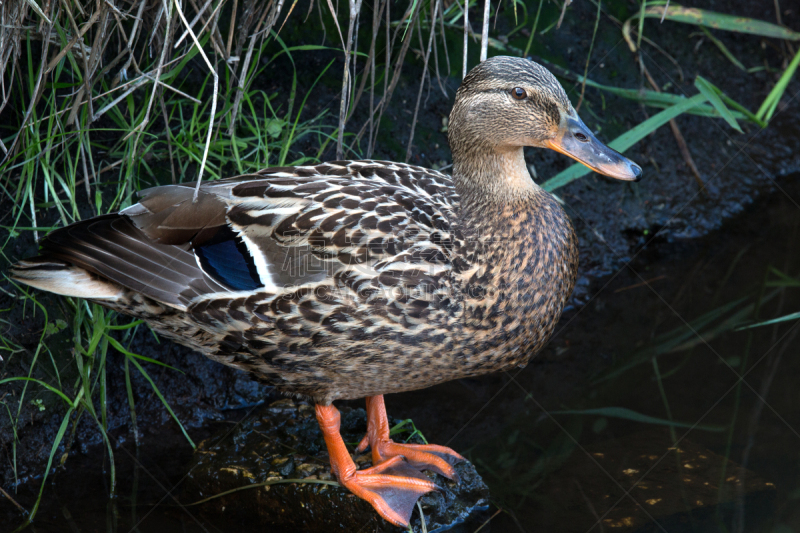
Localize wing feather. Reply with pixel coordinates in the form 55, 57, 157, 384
25, 161, 461, 316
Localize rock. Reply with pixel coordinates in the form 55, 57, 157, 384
182, 399, 490, 532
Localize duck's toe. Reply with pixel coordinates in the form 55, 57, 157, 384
358, 395, 465, 481
369, 440, 465, 481
339, 456, 440, 527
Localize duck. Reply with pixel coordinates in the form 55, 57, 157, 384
11, 56, 641, 527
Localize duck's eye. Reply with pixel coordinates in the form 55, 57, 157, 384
511, 87, 527, 100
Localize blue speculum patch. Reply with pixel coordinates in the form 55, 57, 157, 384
195, 226, 262, 291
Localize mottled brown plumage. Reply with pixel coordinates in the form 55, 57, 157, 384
11, 56, 641, 527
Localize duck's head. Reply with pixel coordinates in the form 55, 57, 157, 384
448, 56, 641, 192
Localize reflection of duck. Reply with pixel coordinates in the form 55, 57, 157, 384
12, 56, 641, 527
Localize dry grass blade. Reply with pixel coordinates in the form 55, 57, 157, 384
59, 0, 93, 126
187, 0, 229, 61
366, 0, 381, 156
45, 8, 100, 73
349, 0, 386, 128
0, 484, 26, 514
23, 0, 52, 24
355, 2, 421, 153
335, 0, 363, 159
276, 0, 300, 35
323, 0, 346, 157
480, 0, 490, 61
406, 0, 441, 162
171, 0, 218, 199
461, 0, 468, 77
324, 0, 345, 47
4, 2, 54, 165
112, 0, 149, 88
227, 0, 272, 136
557, 0, 572, 30
434, 1, 450, 93
0, 4, 27, 117
226, 0, 238, 54
66, 2, 110, 126
174, 0, 214, 48
122, 0, 173, 141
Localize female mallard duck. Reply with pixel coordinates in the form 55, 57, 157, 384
12, 56, 640, 527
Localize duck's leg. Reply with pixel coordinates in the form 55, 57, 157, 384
315, 403, 438, 527
355, 395, 465, 481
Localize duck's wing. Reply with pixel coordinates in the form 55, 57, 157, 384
21, 212, 230, 309
16, 161, 462, 314
217, 160, 462, 300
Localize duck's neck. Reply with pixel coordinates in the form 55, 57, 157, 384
449, 145, 578, 369
452, 146, 543, 220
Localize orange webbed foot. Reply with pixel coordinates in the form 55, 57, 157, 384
315, 403, 440, 527
337, 455, 439, 527
357, 396, 465, 481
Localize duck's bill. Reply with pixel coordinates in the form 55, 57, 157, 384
546, 117, 642, 181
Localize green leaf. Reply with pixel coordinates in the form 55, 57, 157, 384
694, 76, 742, 132
659, 6, 800, 40
0, 377, 75, 407
552, 407, 724, 431
756, 47, 800, 123
105, 319, 145, 330
28, 406, 75, 519
104, 334, 183, 373
737, 310, 800, 330
700, 27, 747, 71
542, 58, 756, 122
543, 93, 708, 191
766, 267, 800, 287
624, 4, 800, 51
127, 356, 195, 448
44, 319, 68, 337
161, 33, 210, 83
265, 118, 284, 138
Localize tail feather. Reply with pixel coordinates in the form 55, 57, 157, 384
11, 214, 230, 310
10, 258, 124, 300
